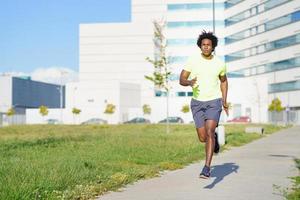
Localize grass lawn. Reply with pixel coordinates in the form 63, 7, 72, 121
286, 159, 300, 200
0, 124, 284, 199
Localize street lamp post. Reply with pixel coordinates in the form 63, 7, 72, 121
59, 70, 68, 124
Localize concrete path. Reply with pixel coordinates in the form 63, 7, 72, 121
97, 126, 300, 200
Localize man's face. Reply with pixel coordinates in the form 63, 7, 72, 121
200, 38, 213, 56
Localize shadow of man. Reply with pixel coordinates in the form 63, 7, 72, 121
204, 162, 239, 189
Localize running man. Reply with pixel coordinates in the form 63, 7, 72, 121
179, 31, 229, 179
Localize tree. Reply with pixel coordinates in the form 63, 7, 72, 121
181, 104, 190, 113
268, 98, 284, 112
6, 107, 15, 116
72, 107, 81, 124
39, 105, 49, 123
6, 107, 15, 125
104, 103, 115, 114
143, 104, 151, 115
104, 103, 116, 124
145, 20, 172, 133
268, 98, 284, 124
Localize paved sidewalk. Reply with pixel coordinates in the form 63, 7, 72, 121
98, 126, 300, 200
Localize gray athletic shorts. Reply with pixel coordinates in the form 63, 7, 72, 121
190, 98, 222, 128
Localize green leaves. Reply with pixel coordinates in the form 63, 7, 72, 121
72, 108, 81, 115
143, 104, 151, 115
181, 104, 190, 113
39, 105, 49, 117
145, 20, 171, 92
268, 98, 284, 112
104, 103, 116, 114
6, 108, 15, 116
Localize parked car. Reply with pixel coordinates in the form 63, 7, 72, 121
227, 116, 251, 123
46, 119, 60, 124
158, 117, 184, 123
124, 117, 150, 124
81, 118, 107, 125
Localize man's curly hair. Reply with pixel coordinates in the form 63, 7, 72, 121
197, 30, 218, 51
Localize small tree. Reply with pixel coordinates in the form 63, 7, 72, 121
6, 107, 15, 125
268, 98, 284, 124
143, 104, 151, 115
104, 103, 115, 124
181, 104, 190, 113
104, 103, 116, 114
145, 20, 172, 133
72, 107, 81, 124
6, 107, 15, 116
268, 98, 284, 112
39, 105, 49, 123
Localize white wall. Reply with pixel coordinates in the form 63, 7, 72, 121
0, 76, 12, 113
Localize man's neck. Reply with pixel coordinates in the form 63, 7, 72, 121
201, 53, 213, 60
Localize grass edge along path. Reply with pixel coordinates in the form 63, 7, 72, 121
0, 124, 285, 199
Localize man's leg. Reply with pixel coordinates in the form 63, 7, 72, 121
204, 120, 218, 167
196, 127, 207, 143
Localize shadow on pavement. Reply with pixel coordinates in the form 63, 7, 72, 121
204, 162, 239, 189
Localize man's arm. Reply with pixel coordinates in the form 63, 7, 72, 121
219, 75, 229, 116
179, 70, 196, 87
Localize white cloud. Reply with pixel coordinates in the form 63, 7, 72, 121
31, 67, 78, 85
2, 67, 79, 85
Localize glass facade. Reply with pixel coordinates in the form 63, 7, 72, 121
12, 77, 64, 109
225, 10, 300, 44
176, 91, 193, 97
169, 56, 188, 64
269, 80, 300, 93
231, 56, 300, 77
225, 0, 290, 27
225, 33, 300, 62
167, 20, 224, 29
168, 3, 224, 11
224, 0, 244, 9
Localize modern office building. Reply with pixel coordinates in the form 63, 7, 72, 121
0, 75, 65, 125
72, 0, 228, 124
224, 0, 300, 123
25, 0, 300, 124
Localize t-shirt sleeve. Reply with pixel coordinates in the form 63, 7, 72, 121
183, 56, 193, 72
219, 62, 227, 76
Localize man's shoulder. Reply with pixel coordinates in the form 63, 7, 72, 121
213, 56, 226, 65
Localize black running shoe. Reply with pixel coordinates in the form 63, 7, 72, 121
199, 165, 210, 179
214, 132, 220, 154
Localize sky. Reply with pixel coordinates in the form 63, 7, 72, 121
0, 0, 131, 81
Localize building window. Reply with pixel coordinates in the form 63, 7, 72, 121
268, 80, 300, 93
230, 56, 300, 77
224, 0, 244, 9
176, 92, 186, 97
225, 10, 300, 44
225, 33, 300, 62
167, 21, 224, 29
168, 3, 224, 11
169, 56, 188, 64
225, 0, 290, 27
167, 38, 196, 46
155, 90, 167, 97
187, 92, 193, 96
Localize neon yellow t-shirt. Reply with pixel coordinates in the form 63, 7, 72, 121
184, 53, 227, 101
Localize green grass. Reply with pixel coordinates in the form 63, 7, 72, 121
0, 124, 284, 199
285, 159, 300, 200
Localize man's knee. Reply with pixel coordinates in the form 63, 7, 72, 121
196, 128, 207, 142
199, 137, 206, 143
